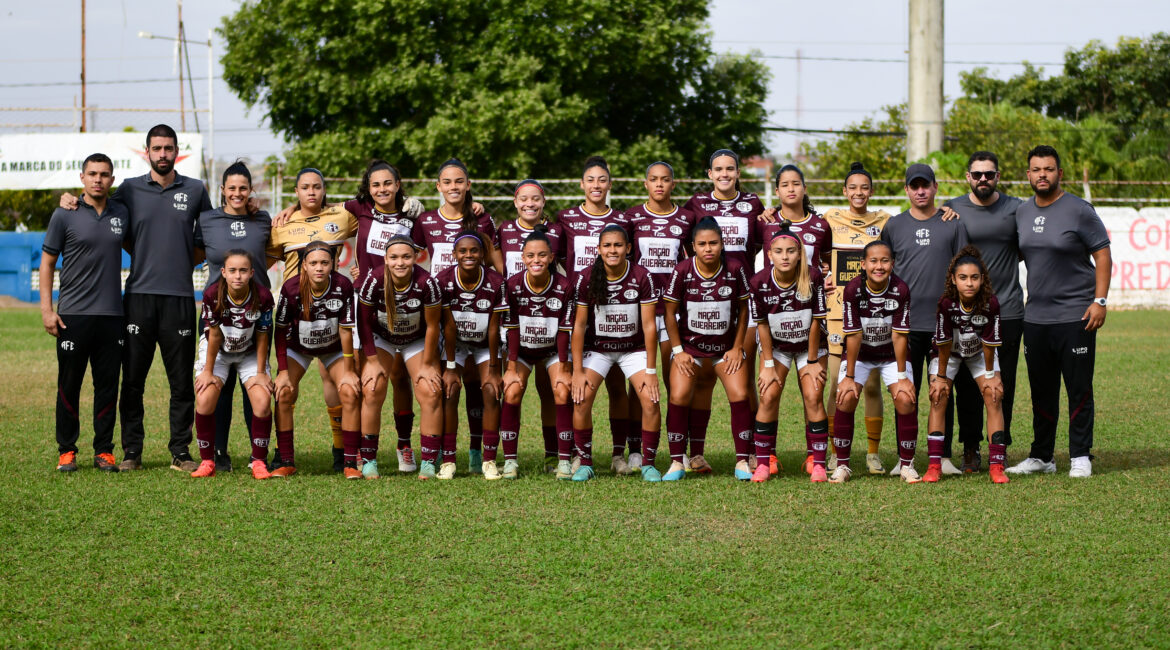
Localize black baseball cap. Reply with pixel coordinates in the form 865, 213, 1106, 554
905, 163, 936, 185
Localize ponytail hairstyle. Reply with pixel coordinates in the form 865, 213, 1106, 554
776, 163, 816, 217
588, 224, 629, 307
438, 158, 478, 231
356, 159, 406, 213
219, 160, 254, 214
844, 161, 872, 186
295, 167, 328, 211
297, 240, 336, 321
382, 235, 422, 327
708, 148, 742, 192
522, 223, 551, 250
769, 219, 812, 301
583, 155, 610, 177
691, 216, 727, 271
943, 245, 994, 315
214, 249, 259, 320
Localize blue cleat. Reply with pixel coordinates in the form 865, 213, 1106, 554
468, 448, 483, 474
662, 460, 686, 481
571, 465, 595, 482
734, 460, 753, 481
641, 465, 662, 482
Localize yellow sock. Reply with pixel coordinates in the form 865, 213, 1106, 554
827, 418, 836, 455
865, 416, 883, 455
328, 405, 343, 449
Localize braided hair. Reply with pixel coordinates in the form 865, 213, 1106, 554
942, 245, 995, 315
588, 224, 629, 307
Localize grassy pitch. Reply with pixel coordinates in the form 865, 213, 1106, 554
1, 308, 1168, 647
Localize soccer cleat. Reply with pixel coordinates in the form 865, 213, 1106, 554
1069, 456, 1092, 478
641, 465, 662, 482
940, 458, 962, 476
343, 466, 362, 480
1005, 457, 1056, 475
989, 465, 1010, 484
482, 460, 502, 480
865, 453, 884, 475
171, 453, 199, 472
437, 462, 457, 480
116, 457, 143, 472
190, 460, 216, 478
57, 451, 77, 472
803, 454, 814, 475
570, 455, 581, 475
250, 459, 271, 480
468, 449, 483, 474
93, 453, 119, 472
961, 449, 981, 473
571, 465, 595, 482
688, 455, 713, 474
269, 453, 290, 472
810, 465, 828, 483
734, 460, 752, 481
828, 465, 852, 484
270, 464, 297, 477
750, 463, 770, 483
361, 459, 380, 480
923, 464, 942, 483
889, 461, 904, 476
214, 448, 233, 473
682, 454, 692, 473
900, 464, 922, 484
826, 453, 838, 472
418, 460, 437, 480
769, 454, 780, 475
747, 455, 758, 473
397, 447, 417, 473
502, 459, 520, 479
555, 460, 573, 480
661, 461, 686, 481
627, 452, 644, 471
543, 456, 558, 474
332, 448, 345, 473
611, 455, 631, 476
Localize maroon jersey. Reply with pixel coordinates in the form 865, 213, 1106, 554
503, 271, 574, 363
556, 206, 632, 283
275, 272, 355, 357
574, 262, 657, 353
663, 258, 751, 358
682, 191, 764, 272
627, 203, 695, 317
345, 198, 415, 280
201, 282, 275, 355
756, 212, 833, 268
437, 266, 507, 348
494, 219, 564, 279
932, 295, 1002, 360
841, 274, 911, 364
356, 265, 442, 348
748, 266, 828, 355
410, 209, 497, 277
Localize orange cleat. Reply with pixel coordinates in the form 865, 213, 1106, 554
343, 466, 362, 480
769, 454, 781, 475
810, 465, 828, 482
57, 451, 78, 472
190, 460, 216, 478
989, 465, 1010, 484
250, 460, 271, 480
270, 465, 297, 477
803, 454, 814, 475
923, 464, 942, 483
750, 463, 771, 483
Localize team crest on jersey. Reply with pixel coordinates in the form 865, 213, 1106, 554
231, 221, 247, 238
971, 315, 988, 326
547, 298, 562, 310
173, 192, 189, 210
915, 228, 931, 246
324, 223, 340, 234
718, 286, 733, 297
866, 226, 881, 237
1033, 216, 1045, 233
476, 298, 491, 310
245, 310, 260, 321
109, 216, 123, 235
406, 298, 421, 308
670, 226, 683, 235
803, 233, 816, 243
623, 289, 639, 300
325, 299, 343, 311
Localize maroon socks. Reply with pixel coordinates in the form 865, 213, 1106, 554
342, 429, 360, 466
753, 420, 777, 466
927, 430, 944, 466
276, 429, 295, 463
394, 411, 413, 449
809, 419, 829, 467
556, 403, 574, 461
689, 408, 711, 456
483, 428, 501, 462
729, 401, 752, 462
441, 432, 457, 465
641, 428, 659, 464
249, 414, 271, 463
831, 409, 855, 468
500, 401, 521, 461
194, 412, 215, 461
420, 434, 440, 463
666, 403, 689, 462
359, 434, 378, 463
574, 428, 594, 466
895, 412, 918, 465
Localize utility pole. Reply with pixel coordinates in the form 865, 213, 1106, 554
80, 0, 86, 132
906, 0, 943, 163
177, 0, 186, 130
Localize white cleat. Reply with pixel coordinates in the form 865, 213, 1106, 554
611, 455, 632, 476
1005, 457, 1057, 475
397, 447, 418, 473
1069, 456, 1092, 478
482, 460, 501, 480
828, 465, 852, 484
437, 462, 457, 480
865, 453, 884, 475
826, 453, 838, 472
940, 458, 963, 475
889, 460, 904, 476
900, 464, 922, 483
627, 452, 643, 471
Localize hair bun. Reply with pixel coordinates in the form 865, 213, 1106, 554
850, 162, 864, 171
780, 219, 793, 229
533, 223, 548, 234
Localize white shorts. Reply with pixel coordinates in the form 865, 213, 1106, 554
836, 359, 914, 388
195, 336, 267, 384
285, 347, 344, 372
448, 343, 492, 368
582, 350, 649, 380
928, 352, 1000, 381
773, 346, 828, 371
655, 314, 677, 344
374, 334, 426, 362
517, 352, 566, 371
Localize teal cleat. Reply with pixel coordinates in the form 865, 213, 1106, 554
734, 460, 752, 481
468, 448, 483, 474
640, 465, 662, 482
360, 459, 380, 480
662, 460, 686, 481
571, 465, 595, 482
418, 459, 437, 480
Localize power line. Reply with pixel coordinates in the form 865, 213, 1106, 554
0, 77, 214, 88
720, 53, 1063, 66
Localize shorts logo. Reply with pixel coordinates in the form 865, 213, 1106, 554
325, 299, 343, 311
803, 233, 817, 243
59, 340, 75, 351
546, 298, 562, 310
476, 298, 491, 310
623, 289, 639, 300
178, 329, 192, 336
126, 324, 140, 335
718, 286, 733, 297
1033, 216, 1046, 234
736, 202, 752, 213
971, 315, 988, 326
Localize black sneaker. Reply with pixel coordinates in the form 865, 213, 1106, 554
171, 452, 199, 472
269, 452, 289, 472
332, 447, 345, 473
961, 449, 982, 473
214, 448, 233, 473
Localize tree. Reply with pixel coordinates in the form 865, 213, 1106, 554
219, 0, 770, 178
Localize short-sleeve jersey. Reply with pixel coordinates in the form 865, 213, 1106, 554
749, 266, 828, 355
756, 212, 833, 269
344, 198, 415, 281
823, 208, 891, 320
42, 200, 129, 317
494, 219, 564, 279
663, 258, 751, 357
201, 283, 275, 355
437, 266, 507, 348
410, 210, 497, 278
503, 271, 575, 363
198, 209, 272, 289
574, 262, 657, 353
356, 266, 442, 346
841, 274, 911, 364
932, 295, 1002, 360
114, 173, 212, 297
880, 209, 970, 333
267, 205, 358, 285
627, 204, 695, 316
556, 206, 632, 282
682, 191, 764, 272
275, 271, 355, 357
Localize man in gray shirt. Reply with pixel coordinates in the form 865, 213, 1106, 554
880, 163, 972, 474
943, 151, 1025, 472
1008, 145, 1111, 478
41, 153, 128, 473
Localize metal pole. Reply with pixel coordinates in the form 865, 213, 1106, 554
80, 0, 86, 132
906, 0, 944, 162
177, 0, 186, 131
208, 29, 215, 187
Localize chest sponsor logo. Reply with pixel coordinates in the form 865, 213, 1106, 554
305, 216, 320, 223
702, 203, 718, 211
915, 228, 931, 246
459, 292, 476, 300
429, 229, 443, 237
444, 223, 461, 230
689, 300, 732, 335
230, 221, 246, 238
588, 220, 606, 227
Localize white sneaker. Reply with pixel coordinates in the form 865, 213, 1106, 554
437, 462, 457, 480
900, 464, 922, 483
397, 447, 418, 473
865, 453, 884, 475
627, 452, 643, 471
1069, 456, 1092, 478
482, 460, 501, 480
889, 460, 903, 476
826, 453, 838, 472
940, 458, 962, 475
1005, 457, 1057, 475
828, 465, 852, 483
611, 455, 631, 475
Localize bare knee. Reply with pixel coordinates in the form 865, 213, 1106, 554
504, 382, 526, 404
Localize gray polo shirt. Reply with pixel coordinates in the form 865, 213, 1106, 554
42, 199, 128, 316
880, 208, 970, 332
943, 193, 1024, 320
114, 172, 212, 297
197, 208, 272, 289
1016, 193, 1110, 325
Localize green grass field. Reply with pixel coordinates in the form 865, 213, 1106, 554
2, 307, 1168, 647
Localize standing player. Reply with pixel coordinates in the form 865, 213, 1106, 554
833, 241, 920, 484
924, 247, 1008, 484
190, 251, 275, 479
661, 218, 752, 481
272, 242, 361, 478
1009, 145, 1111, 478
41, 153, 126, 473
569, 225, 661, 483
750, 225, 830, 483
